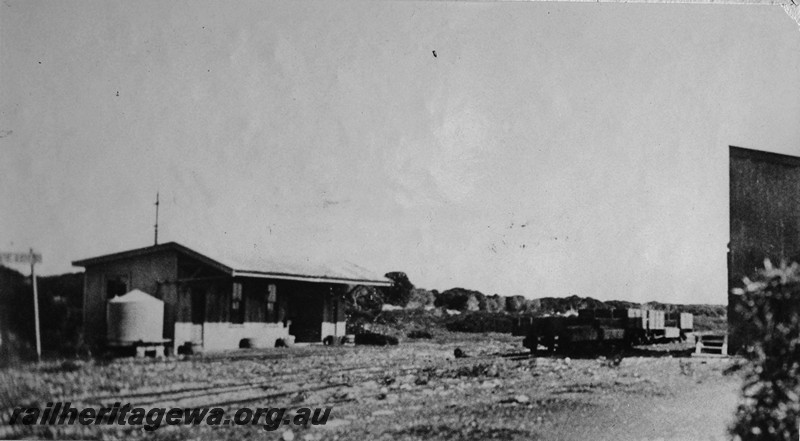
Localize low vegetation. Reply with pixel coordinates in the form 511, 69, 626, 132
344, 273, 726, 339
0, 266, 84, 364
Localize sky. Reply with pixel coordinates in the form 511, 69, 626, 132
2, 0, 799, 305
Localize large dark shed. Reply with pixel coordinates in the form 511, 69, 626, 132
728, 146, 800, 354
72, 242, 392, 353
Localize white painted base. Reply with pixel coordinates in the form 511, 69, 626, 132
321, 321, 347, 342
174, 322, 291, 352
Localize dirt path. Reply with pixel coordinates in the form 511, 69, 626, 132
533, 357, 741, 441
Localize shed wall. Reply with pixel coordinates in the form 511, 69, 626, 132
82, 251, 178, 346
729, 147, 800, 353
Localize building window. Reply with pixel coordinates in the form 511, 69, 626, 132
266, 284, 277, 322
106, 275, 128, 299
231, 282, 244, 324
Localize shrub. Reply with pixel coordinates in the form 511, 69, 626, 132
406, 288, 437, 309
444, 312, 514, 333
372, 309, 446, 331
729, 259, 800, 441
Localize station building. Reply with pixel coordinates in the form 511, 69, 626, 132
72, 242, 391, 353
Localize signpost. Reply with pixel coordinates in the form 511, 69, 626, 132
0, 249, 42, 362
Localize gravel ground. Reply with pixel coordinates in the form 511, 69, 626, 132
0, 333, 741, 440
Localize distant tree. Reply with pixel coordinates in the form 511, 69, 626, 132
436, 288, 485, 311
465, 294, 480, 312
383, 272, 415, 306
484, 294, 506, 313
505, 295, 528, 313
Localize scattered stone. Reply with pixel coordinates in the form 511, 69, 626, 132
282, 429, 295, 441
480, 379, 502, 388
291, 391, 308, 403
332, 390, 351, 400
514, 394, 530, 404
407, 329, 433, 339
377, 390, 399, 402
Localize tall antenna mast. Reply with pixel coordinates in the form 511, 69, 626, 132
154, 192, 160, 246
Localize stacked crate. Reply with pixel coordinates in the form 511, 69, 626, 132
625, 308, 646, 329
665, 312, 679, 328
679, 313, 693, 331
646, 310, 665, 330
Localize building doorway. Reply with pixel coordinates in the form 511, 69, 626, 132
287, 287, 324, 343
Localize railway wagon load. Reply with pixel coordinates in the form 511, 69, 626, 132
665, 312, 693, 340
521, 308, 693, 353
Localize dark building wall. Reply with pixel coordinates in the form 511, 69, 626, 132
240, 278, 288, 324
728, 146, 800, 353
82, 250, 178, 345
175, 279, 232, 323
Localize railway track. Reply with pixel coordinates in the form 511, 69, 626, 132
1, 345, 531, 423
0, 344, 538, 440
1, 358, 414, 415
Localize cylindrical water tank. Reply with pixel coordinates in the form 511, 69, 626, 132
106, 289, 164, 344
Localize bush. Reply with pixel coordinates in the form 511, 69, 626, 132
729, 260, 800, 441
372, 309, 446, 331
693, 315, 728, 332
406, 288, 437, 309
445, 312, 514, 333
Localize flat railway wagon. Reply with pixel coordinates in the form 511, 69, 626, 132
519, 308, 693, 353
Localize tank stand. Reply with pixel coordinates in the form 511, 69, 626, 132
135, 344, 166, 358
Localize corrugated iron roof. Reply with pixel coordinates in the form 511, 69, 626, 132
72, 241, 392, 286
